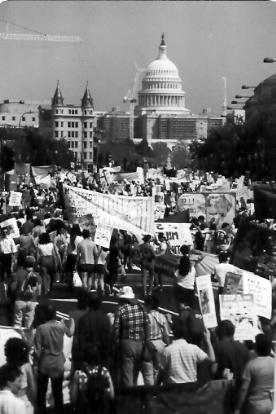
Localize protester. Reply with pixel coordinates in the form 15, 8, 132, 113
76, 229, 98, 290
0, 364, 26, 414
64, 223, 83, 287
13, 255, 41, 328
234, 333, 274, 414
34, 302, 74, 414
76, 291, 112, 369
214, 320, 249, 387
4, 337, 36, 414
94, 246, 109, 295
0, 227, 17, 282
112, 286, 153, 387
139, 234, 156, 296
70, 343, 114, 414
157, 317, 215, 385
174, 254, 195, 308
213, 251, 236, 291
106, 233, 123, 295
37, 232, 59, 294
144, 294, 171, 383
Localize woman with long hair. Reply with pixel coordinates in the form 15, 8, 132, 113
174, 253, 195, 309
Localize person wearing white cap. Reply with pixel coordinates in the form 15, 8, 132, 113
113, 286, 153, 387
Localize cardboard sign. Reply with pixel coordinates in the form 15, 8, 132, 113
94, 224, 113, 249
243, 271, 272, 319
196, 274, 217, 328
154, 222, 193, 255
219, 294, 258, 341
9, 191, 22, 207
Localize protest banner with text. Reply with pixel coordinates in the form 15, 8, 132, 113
64, 184, 154, 237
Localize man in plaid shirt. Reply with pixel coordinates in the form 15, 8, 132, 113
113, 286, 153, 386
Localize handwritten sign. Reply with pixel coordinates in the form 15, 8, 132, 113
94, 224, 113, 249
243, 272, 272, 319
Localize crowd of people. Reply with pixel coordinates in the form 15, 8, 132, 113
0, 169, 274, 414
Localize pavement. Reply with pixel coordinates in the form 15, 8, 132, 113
0, 271, 177, 326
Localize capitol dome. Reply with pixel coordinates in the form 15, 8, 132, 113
138, 34, 190, 115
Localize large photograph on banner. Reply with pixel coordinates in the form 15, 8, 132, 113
177, 193, 236, 227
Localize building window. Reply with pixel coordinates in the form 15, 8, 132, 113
83, 152, 87, 159
84, 122, 87, 128
75, 132, 78, 138
55, 131, 59, 138
55, 121, 58, 127
89, 152, 92, 159
90, 142, 93, 148
32, 117, 36, 122
22, 117, 25, 121
69, 109, 71, 114
61, 121, 63, 127
1, 116, 5, 121
68, 122, 71, 127
90, 131, 93, 138
75, 122, 78, 127
60, 131, 64, 138
68, 131, 71, 138
12, 116, 15, 121
75, 110, 78, 115
75, 141, 78, 148
84, 142, 87, 149
90, 122, 93, 128
84, 132, 87, 138
56, 109, 58, 114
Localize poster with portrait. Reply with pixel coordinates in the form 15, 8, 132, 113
177, 193, 206, 217
196, 274, 217, 328
94, 224, 113, 249
0, 217, 20, 238
205, 193, 236, 228
223, 271, 243, 295
219, 294, 258, 341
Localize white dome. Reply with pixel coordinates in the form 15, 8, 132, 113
146, 57, 179, 75
138, 35, 190, 115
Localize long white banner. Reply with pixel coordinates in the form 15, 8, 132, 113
64, 184, 155, 237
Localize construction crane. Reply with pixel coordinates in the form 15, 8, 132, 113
123, 62, 145, 140
0, 19, 82, 43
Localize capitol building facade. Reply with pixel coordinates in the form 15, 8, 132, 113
138, 34, 190, 116
101, 35, 222, 146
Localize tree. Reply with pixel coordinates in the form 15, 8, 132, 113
171, 143, 192, 169
151, 142, 170, 165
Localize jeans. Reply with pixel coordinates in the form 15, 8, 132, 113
14, 300, 37, 328
120, 339, 154, 387
37, 372, 64, 414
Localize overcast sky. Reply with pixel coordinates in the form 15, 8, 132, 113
0, 1, 276, 115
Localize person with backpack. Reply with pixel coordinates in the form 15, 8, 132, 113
70, 344, 114, 414
13, 255, 41, 328
139, 234, 156, 296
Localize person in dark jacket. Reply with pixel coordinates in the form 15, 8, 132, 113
76, 292, 112, 368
